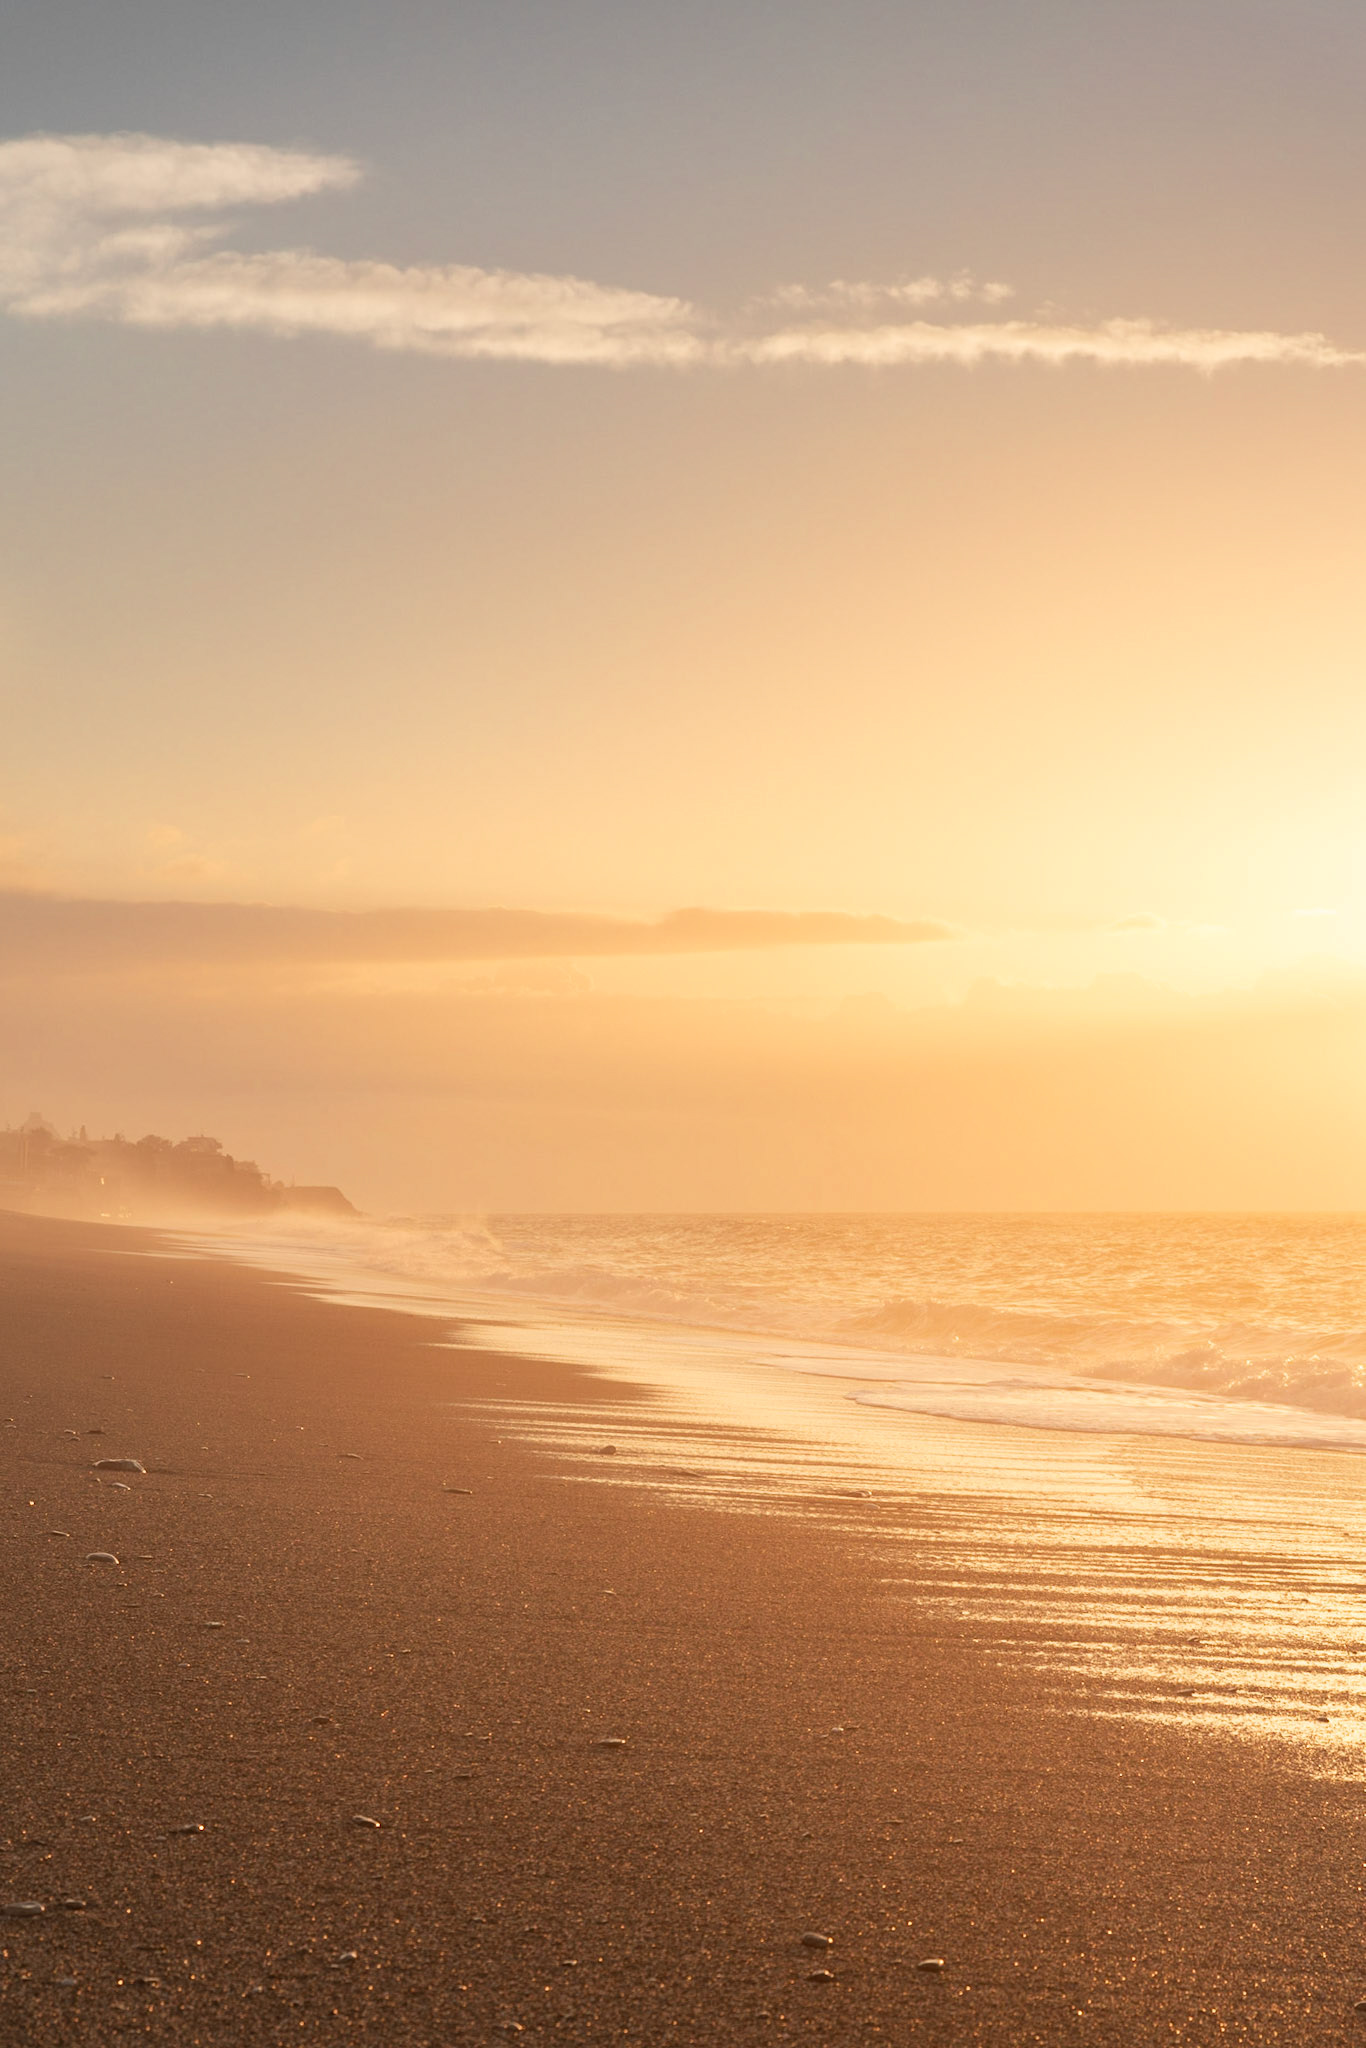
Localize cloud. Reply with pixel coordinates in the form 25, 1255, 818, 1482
0, 133, 699, 366
0, 132, 1360, 375
739, 319, 1362, 373
760, 273, 1015, 312
0, 891, 957, 974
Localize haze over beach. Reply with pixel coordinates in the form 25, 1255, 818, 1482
6, 5, 1366, 2043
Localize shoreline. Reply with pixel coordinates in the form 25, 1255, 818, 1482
4, 1208, 1366, 2043
174, 1207, 1366, 1456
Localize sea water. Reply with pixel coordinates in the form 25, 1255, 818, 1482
205, 1210, 1366, 1451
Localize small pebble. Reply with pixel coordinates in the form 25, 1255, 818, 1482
2, 1902, 45, 1918
808, 1968, 836, 1982
337, 1950, 359, 1964
56, 1977, 78, 1989
801, 1933, 834, 1950
443, 1486, 473, 1495
1354, 1995, 1366, 2012
84, 1552, 119, 1566
170, 1823, 204, 1835
338, 1452, 363, 1460
595, 1444, 618, 1454
93, 1457, 145, 1473
594, 1736, 628, 1749
46, 1530, 70, 1539
310, 1715, 336, 1727
916, 1957, 947, 1973
201, 1621, 226, 1630
58, 1897, 88, 1910
351, 1813, 382, 1829
109, 1481, 132, 1491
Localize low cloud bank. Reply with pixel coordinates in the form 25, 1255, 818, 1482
1, 133, 1359, 373
0, 891, 954, 972
4, 967, 1364, 1211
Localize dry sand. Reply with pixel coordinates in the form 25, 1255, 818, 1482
3, 1209, 1366, 2045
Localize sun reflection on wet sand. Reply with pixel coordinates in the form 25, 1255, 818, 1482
184, 1224, 1366, 1779
443, 1308, 1366, 1775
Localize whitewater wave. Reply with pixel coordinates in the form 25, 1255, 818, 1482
841, 1297, 1366, 1420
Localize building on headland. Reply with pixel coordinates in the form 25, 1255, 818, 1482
0, 1114, 356, 1222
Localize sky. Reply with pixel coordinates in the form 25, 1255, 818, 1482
3, 1, 1366, 1208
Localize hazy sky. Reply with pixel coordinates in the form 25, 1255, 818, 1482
3, 3, 1366, 1204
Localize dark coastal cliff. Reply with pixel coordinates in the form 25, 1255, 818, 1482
0, 1115, 356, 1222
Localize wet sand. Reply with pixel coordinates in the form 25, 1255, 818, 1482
3, 1210, 1366, 2045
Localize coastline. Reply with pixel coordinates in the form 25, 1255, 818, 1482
4, 1208, 1366, 2043
184, 1206, 1366, 1455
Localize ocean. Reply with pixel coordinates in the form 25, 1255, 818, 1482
202, 1210, 1366, 1452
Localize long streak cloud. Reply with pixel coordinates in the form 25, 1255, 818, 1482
0, 893, 957, 974
0, 132, 1359, 373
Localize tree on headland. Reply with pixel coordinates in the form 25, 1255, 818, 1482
0, 1119, 355, 1221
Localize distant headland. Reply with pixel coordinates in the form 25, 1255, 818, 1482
0, 1113, 356, 1223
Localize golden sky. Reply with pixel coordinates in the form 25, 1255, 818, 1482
3, 4, 1366, 1206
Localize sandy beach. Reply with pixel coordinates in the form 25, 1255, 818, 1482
4, 1209, 1366, 2045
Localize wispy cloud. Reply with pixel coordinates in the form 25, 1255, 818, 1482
0, 134, 700, 365
0, 132, 1360, 375
739, 319, 1361, 372
760, 272, 1014, 313
0, 891, 957, 973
